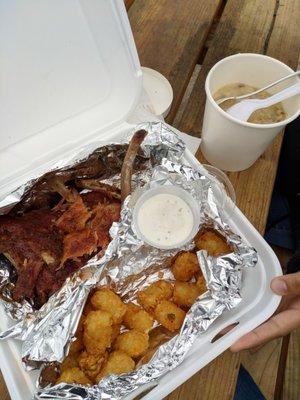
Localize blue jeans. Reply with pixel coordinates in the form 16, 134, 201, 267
234, 365, 265, 400
264, 191, 295, 250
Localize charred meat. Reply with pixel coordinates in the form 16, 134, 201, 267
121, 129, 147, 201
0, 132, 146, 307
0, 190, 120, 306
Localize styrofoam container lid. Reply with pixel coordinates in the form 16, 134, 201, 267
0, 0, 142, 189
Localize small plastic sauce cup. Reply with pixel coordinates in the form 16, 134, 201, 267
133, 185, 200, 250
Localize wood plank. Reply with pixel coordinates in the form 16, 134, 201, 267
173, 65, 202, 128
176, 0, 278, 136
275, 335, 290, 400
266, 0, 300, 67
283, 328, 300, 400
166, 351, 240, 400
177, 0, 300, 234
128, 0, 223, 123
0, 372, 10, 400
124, 0, 135, 11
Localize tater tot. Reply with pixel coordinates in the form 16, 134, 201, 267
69, 336, 84, 355
137, 280, 173, 313
83, 334, 109, 355
196, 275, 207, 294
124, 302, 140, 316
173, 282, 202, 308
75, 317, 84, 335
154, 301, 186, 332
137, 327, 174, 366
84, 310, 113, 339
83, 310, 113, 354
78, 351, 107, 382
90, 288, 126, 324
195, 230, 231, 256
83, 301, 95, 316
123, 303, 154, 332
171, 251, 199, 281
111, 324, 121, 343
97, 351, 135, 382
56, 367, 91, 385
60, 353, 79, 372
68, 317, 84, 355
114, 330, 149, 358
148, 326, 174, 350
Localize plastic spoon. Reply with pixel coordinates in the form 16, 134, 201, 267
216, 71, 300, 106
226, 82, 300, 122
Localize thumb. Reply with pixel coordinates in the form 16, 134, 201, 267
271, 272, 300, 296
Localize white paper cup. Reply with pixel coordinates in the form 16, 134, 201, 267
201, 53, 300, 171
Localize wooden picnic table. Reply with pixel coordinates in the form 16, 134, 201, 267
0, 1, 299, 399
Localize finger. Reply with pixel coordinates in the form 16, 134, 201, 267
230, 307, 300, 352
275, 296, 290, 314
271, 272, 300, 296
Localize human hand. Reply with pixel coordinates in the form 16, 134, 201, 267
230, 271, 300, 352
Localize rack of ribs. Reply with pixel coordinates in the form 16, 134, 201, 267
0, 130, 147, 307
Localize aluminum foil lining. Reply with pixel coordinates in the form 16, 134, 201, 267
36, 160, 255, 398
34, 157, 257, 399
0, 123, 185, 357
0, 121, 257, 399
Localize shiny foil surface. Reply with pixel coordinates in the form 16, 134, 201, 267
0, 122, 185, 357
0, 122, 257, 399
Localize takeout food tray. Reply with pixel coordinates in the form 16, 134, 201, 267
0, 2, 281, 399
0, 143, 282, 400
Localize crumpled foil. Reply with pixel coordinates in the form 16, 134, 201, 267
34, 157, 257, 400
0, 122, 183, 340
0, 121, 257, 400
35, 159, 257, 400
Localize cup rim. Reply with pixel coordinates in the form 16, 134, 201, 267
205, 53, 300, 129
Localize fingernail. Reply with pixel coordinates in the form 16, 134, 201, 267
271, 279, 287, 294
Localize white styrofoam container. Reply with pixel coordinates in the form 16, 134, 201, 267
0, 155, 282, 400
0, 1, 282, 400
0, 0, 142, 196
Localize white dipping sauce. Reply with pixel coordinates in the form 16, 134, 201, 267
137, 193, 194, 247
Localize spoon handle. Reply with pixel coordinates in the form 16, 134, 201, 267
258, 82, 300, 107
217, 71, 300, 105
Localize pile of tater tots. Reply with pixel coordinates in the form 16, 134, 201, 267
56, 229, 231, 385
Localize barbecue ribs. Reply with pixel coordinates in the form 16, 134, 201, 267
0, 190, 120, 307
